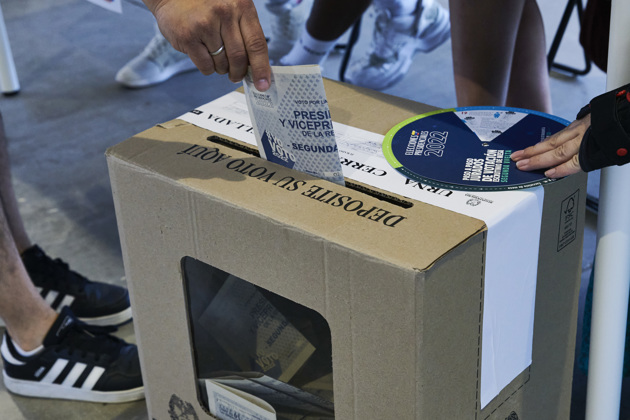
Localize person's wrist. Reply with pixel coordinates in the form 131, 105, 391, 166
576, 103, 591, 120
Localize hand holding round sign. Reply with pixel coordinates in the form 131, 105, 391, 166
382, 107, 570, 191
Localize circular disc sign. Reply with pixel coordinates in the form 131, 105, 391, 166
382, 106, 570, 191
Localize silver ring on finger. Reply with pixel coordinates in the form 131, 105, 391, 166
210, 44, 225, 56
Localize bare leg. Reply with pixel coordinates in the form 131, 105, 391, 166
450, 0, 526, 107
306, 0, 372, 40
0, 113, 56, 351
505, 0, 552, 113
280, 0, 372, 65
0, 114, 31, 253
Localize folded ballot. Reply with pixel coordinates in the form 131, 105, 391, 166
243, 65, 345, 186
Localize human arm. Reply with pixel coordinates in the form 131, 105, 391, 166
510, 113, 590, 178
511, 84, 630, 177
143, 0, 271, 91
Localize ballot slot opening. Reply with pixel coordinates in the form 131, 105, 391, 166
207, 135, 413, 210
181, 256, 335, 419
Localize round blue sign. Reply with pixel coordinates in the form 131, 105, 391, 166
382, 107, 570, 191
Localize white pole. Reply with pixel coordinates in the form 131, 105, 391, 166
584, 0, 630, 418
0, 3, 19, 94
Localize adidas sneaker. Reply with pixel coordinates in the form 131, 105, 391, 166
1, 307, 144, 403
116, 32, 197, 88
345, 0, 451, 90
21, 245, 132, 327
266, 0, 314, 64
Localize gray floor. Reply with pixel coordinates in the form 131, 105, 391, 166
0, 0, 616, 418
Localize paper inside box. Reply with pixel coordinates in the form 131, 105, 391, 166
183, 257, 335, 419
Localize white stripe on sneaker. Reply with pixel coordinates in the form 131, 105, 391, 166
43, 290, 59, 307
1, 338, 25, 366
40, 359, 69, 383
81, 366, 105, 390
58, 295, 75, 310
61, 362, 87, 387
35, 286, 75, 312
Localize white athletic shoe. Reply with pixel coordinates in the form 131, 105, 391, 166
266, 0, 314, 64
116, 32, 196, 88
346, 0, 450, 90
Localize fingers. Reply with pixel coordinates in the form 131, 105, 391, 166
218, 14, 249, 81
512, 116, 590, 162
185, 11, 229, 75
218, 5, 270, 89
514, 135, 582, 172
542, 154, 583, 178
186, 40, 218, 76
511, 125, 577, 162
240, 11, 271, 91
208, 40, 229, 76
153, 0, 270, 91
509, 115, 591, 177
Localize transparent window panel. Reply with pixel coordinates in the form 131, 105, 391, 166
181, 257, 334, 420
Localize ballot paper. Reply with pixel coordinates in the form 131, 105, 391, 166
205, 372, 334, 420
243, 66, 345, 186
206, 379, 277, 420
198, 275, 316, 383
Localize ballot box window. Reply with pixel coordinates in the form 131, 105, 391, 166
181, 257, 335, 419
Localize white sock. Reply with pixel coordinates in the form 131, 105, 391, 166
373, 0, 421, 16
13, 341, 44, 357
280, 30, 338, 66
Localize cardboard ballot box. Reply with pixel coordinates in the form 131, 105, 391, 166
106, 79, 587, 420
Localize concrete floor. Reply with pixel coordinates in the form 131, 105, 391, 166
0, 0, 618, 418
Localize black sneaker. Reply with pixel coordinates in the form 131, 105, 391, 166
21, 245, 132, 327
1, 307, 144, 403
